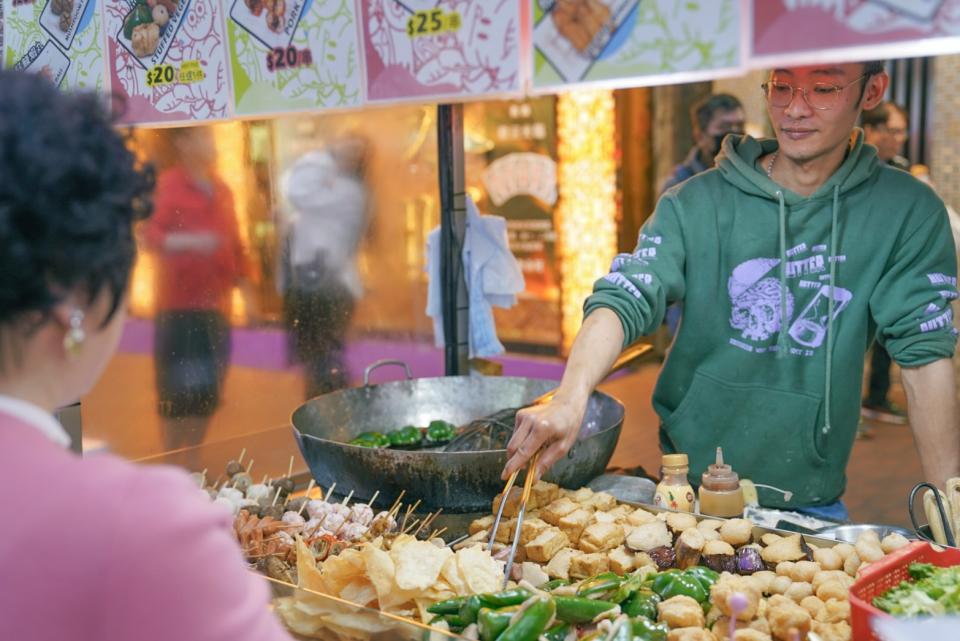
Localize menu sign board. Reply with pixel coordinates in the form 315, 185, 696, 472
4, 0, 106, 90
358, 0, 521, 103
752, 0, 960, 64
104, 0, 230, 124
532, 0, 741, 90
227, 0, 362, 116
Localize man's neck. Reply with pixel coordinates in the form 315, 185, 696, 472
768, 141, 849, 198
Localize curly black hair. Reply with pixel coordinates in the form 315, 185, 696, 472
0, 71, 154, 332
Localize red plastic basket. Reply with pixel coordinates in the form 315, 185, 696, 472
849, 541, 960, 641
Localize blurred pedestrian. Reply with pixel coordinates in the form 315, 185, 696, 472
142, 127, 255, 451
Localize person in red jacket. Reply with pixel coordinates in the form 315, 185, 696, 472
142, 126, 255, 452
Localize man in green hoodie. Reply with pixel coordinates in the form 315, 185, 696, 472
504, 61, 960, 516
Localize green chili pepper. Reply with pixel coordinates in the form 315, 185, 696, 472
425, 419, 456, 445
353, 431, 390, 447
498, 597, 555, 641
429, 613, 468, 629
541, 579, 570, 592
388, 425, 422, 448
577, 572, 624, 599
553, 596, 618, 624
349, 436, 386, 448
630, 617, 669, 641
478, 607, 518, 641
543, 622, 570, 641
479, 588, 532, 609
621, 589, 660, 620
427, 596, 466, 615
685, 566, 719, 592
459, 595, 484, 625
610, 574, 645, 604
650, 571, 707, 603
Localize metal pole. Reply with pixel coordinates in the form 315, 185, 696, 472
437, 104, 469, 375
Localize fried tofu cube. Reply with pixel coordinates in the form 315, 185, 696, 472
545, 548, 577, 580
531, 481, 560, 508
607, 504, 633, 522
492, 487, 523, 518
626, 507, 658, 526
493, 518, 517, 544
541, 497, 580, 526
469, 515, 494, 535
525, 526, 570, 563
520, 517, 550, 545
608, 545, 637, 575
579, 522, 626, 553
569, 487, 595, 504
558, 508, 593, 544
569, 552, 609, 580
583, 491, 617, 511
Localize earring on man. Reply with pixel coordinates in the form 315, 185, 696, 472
63, 310, 86, 356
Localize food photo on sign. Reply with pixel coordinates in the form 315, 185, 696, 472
39, 0, 93, 50
230, 0, 307, 49
116, 0, 188, 66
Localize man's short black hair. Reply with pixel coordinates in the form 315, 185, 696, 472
861, 100, 908, 128
0, 71, 154, 331
859, 60, 887, 101
691, 93, 744, 133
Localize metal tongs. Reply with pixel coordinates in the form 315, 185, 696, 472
489, 451, 541, 589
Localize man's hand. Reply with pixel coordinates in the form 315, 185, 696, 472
503, 395, 588, 482
902, 357, 960, 487
500, 308, 625, 481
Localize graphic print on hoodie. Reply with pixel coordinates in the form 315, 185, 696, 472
586, 131, 958, 507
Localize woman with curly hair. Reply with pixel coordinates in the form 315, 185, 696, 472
0, 72, 292, 640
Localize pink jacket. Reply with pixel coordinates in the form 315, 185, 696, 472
0, 413, 292, 641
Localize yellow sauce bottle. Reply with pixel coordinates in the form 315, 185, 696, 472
698, 447, 745, 518
654, 453, 695, 512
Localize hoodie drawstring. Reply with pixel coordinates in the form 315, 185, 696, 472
774, 185, 839, 435
776, 190, 787, 359
823, 185, 840, 436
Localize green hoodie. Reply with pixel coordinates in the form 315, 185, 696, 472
585, 131, 958, 508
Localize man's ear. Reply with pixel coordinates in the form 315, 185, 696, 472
861, 72, 889, 111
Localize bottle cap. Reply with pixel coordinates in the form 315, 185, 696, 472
662, 453, 688, 468
701, 446, 740, 491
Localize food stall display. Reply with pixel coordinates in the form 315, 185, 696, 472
226, 0, 362, 116
103, 0, 231, 124
266, 478, 917, 641
531, 0, 740, 90
356, 0, 521, 103
3, 0, 104, 90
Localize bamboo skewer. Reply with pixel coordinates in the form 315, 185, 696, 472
367, 490, 380, 507
246, 459, 254, 474
298, 480, 316, 516
271, 486, 283, 506
237, 448, 247, 466
388, 490, 406, 514
287, 455, 294, 479
325, 483, 337, 502
341, 490, 355, 506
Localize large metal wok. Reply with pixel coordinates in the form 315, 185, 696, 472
291, 361, 627, 513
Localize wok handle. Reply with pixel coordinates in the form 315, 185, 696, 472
363, 359, 413, 386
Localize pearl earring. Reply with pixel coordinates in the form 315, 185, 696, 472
63, 310, 86, 356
